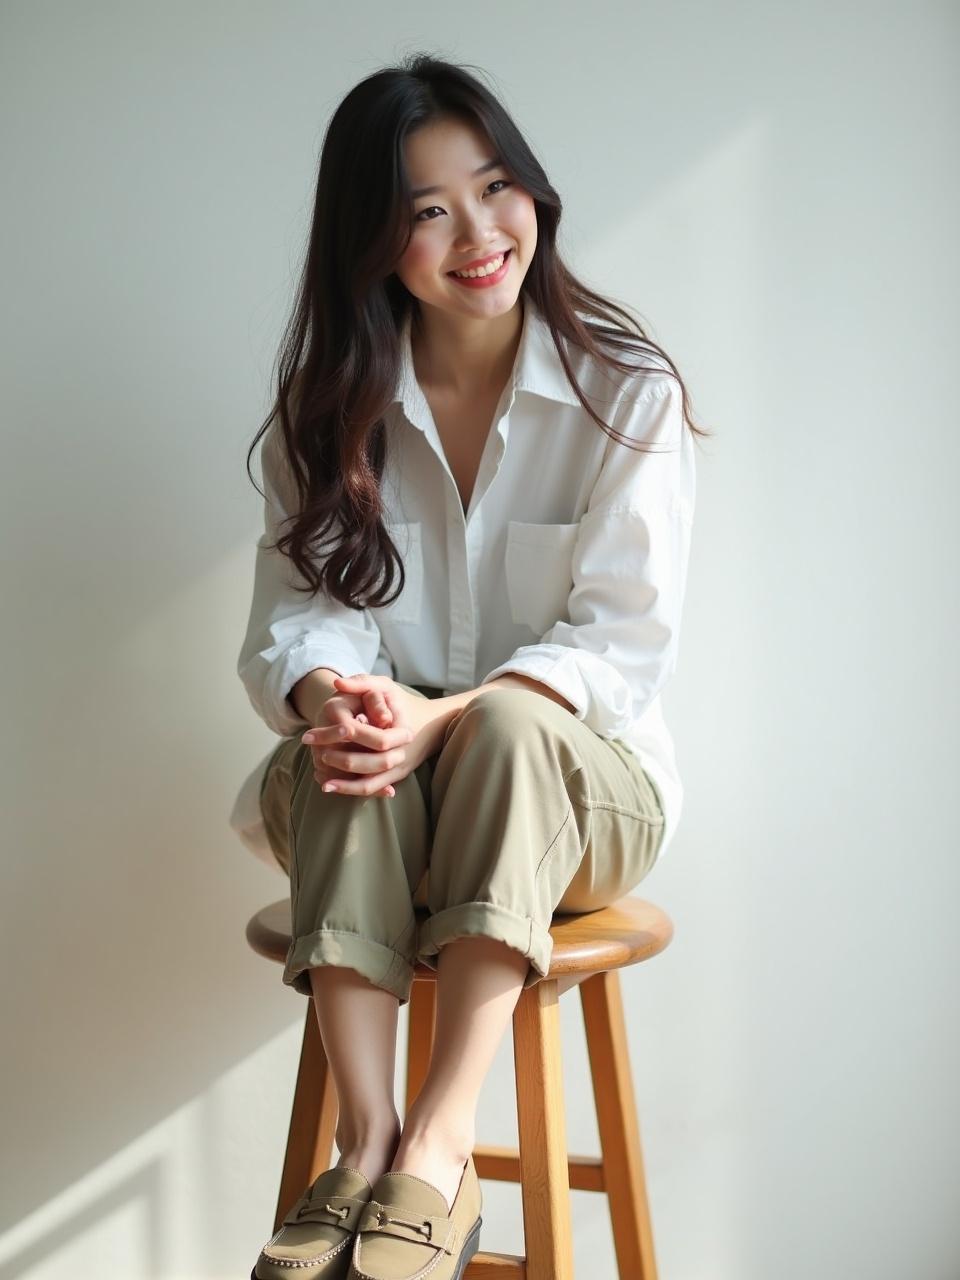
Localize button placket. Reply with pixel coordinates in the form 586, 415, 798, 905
446, 490, 473, 686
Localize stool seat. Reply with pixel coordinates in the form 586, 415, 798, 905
246, 895, 673, 977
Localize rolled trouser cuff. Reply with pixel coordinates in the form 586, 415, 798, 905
416, 901, 554, 990
283, 927, 416, 1004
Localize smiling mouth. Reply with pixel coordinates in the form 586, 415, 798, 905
447, 248, 512, 278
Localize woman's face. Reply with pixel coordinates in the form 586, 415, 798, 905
393, 116, 537, 321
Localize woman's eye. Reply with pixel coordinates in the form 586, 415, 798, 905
414, 179, 513, 223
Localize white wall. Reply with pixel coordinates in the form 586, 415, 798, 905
2, 3, 957, 1278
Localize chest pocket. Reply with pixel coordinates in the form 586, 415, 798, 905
377, 521, 424, 625
504, 520, 581, 636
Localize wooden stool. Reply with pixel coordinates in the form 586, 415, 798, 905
246, 895, 673, 1280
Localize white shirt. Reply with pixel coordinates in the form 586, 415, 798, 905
229, 298, 696, 872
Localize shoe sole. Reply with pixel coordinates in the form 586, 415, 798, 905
452, 1216, 482, 1279
249, 1216, 481, 1280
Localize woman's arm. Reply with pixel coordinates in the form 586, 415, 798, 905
313, 667, 566, 799
289, 667, 343, 725
237, 423, 385, 738
475, 376, 695, 739
438, 672, 576, 718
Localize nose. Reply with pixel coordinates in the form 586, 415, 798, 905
452, 205, 498, 250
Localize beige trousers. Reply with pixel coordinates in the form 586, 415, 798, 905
259, 682, 665, 1006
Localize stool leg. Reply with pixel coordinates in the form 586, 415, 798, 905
580, 970, 658, 1280
405, 977, 437, 1115
512, 977, 575, 1280
273, 1000, 339, 1233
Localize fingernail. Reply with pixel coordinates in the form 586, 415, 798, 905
322, 783, 337, 792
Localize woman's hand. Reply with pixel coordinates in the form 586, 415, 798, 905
302, 675, 445, 797
301, 685, 406, 797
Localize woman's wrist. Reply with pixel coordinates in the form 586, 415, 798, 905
423, 694, 467, 750
289, 667, 342, 726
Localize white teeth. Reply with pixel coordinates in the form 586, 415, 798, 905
452, 252, 506, 279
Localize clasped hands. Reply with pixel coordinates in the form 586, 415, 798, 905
301, 674, 447, 798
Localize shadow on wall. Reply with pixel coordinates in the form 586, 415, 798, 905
0, 1161, 165, 1280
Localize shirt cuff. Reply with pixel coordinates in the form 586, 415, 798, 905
262, 638, 370, 737
479, 644, 633, 739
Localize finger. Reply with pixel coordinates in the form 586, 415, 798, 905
301, 697, 361, 744
312, 751, 360, 784
369, 721, 414, 748
302, 723, 412, 750
322, 769, 401, 796
333, 674, 375, 687
313, 746, 408, 787
379, 689, 404, 728
301, 714, 363, 749
309, 734, 407, 784
310, 744, 331, 784
316, 743, 411, 776
302, 723, 352, 746
312, 756, 392, 796
302, 700, 381, 744
323, 784, 395, 797
362, 690, 393, 727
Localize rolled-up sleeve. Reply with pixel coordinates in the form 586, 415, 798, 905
237, 423, 384, 737
479, 376, 695, 738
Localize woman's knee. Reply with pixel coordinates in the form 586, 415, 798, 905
442, 687, 559, 750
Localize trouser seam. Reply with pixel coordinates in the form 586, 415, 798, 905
569, 795, 665, 823
564, 750, 665, 824
384, 913, 417, 957
534, 806, 574, 879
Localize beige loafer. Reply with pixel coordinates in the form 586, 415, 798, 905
252, 1165, 373, 1280
347, 1155, 482, 1280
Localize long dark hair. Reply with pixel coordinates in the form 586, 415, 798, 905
246, 52, 713, 610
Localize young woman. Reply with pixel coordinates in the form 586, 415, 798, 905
233, 52, 708, 1280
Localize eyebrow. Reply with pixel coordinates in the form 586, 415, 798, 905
410, 156, 504, 199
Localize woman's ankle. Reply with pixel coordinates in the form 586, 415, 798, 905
396, 1104, 475, 1164
336, 1112, 401, 1160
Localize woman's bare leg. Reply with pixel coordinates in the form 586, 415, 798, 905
308, 966, 403, 1185
389, 935, 530, 1210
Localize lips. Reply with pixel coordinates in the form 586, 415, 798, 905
447, 248, 512, 275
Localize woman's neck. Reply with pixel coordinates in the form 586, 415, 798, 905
411, 301, 524, 399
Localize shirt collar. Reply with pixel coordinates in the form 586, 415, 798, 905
394, 296, 583, 431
